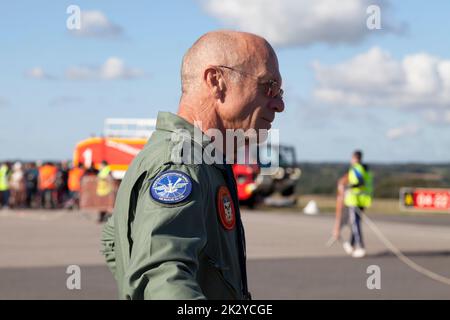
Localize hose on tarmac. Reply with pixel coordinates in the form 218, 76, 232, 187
361, 214, 450, 286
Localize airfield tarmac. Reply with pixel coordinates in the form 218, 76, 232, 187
1, 208, 450, 299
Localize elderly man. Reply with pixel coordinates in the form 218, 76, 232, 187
101, 30, 284, 300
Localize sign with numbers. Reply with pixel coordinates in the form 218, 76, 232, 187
400, 188, 450, 213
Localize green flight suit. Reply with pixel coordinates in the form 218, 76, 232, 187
101, 111, 249, 300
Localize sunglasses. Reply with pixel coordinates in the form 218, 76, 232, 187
216, 65, 284, 100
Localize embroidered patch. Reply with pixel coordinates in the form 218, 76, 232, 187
150, 170, 192, 204
216, 186, 236, 230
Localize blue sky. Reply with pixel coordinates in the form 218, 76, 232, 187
1, 0, 449, 163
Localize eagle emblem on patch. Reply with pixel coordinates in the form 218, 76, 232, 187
216, 186, 236, 230
150, 170, 192, 204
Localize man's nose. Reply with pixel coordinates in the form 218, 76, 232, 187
269, 99, 285, 113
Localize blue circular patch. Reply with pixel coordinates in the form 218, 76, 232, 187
150, 170, 193, 204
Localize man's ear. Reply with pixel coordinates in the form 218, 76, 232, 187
204, 67, 226, 101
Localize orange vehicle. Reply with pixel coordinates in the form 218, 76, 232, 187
73, 118, 153, 180
73, 119, 300, 210
73, 136, 147, 180
73, 119, 153, 212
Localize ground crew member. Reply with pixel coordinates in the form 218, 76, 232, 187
9, 162, 25, 208
56, 161, 69, 208
101, 30, 284, 299
24, 162, 39, 208
0, 163, 11, 209
96, 161, 112, 196
67, 163, 85, 209
97, 161, 112, 223
333, 150, 373, 258
38, 162, 58, 209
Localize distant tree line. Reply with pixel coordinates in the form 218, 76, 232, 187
296, 162, 450, 199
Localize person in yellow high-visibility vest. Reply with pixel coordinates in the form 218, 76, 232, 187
0, 163, 11, 209
97, 161, 112, 223
333, 150, 373, 258
96, 161, 112, 197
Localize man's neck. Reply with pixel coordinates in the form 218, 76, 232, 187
178, 99, 236, 160
178, 99, 224, 133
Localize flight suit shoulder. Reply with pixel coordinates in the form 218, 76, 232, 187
123, 152, 213, 299
117, 128, 212, 217
134, 129, 203, 180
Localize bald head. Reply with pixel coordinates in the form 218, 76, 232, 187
181, 30, 276, 95
178, 30, 284, 136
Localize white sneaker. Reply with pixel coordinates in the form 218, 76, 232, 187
342, 241, 354, 255
352, 247, 366, 258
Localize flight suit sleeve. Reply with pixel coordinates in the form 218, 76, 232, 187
101, 215, 116, 277
125, 164, 209, 300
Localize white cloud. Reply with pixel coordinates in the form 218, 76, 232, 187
313, 47, 450, 108
425, 110, 450, 125
25, 67, 54, 80
386, 124, 420, 140
65, 57, 144, 80
201, 0, 403, 47
70, 10, 123, 38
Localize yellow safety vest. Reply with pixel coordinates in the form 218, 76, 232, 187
344, 163, 373, 208
0, 165, 9, 191
96, 166, 112, 196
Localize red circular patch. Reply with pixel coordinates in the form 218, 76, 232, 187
217, 186, 236, 230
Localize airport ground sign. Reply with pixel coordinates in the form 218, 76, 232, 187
400, 188, 450, 213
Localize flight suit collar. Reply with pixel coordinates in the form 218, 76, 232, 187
155, 112, 226, 171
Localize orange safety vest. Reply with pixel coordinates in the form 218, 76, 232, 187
68, 167, 85, 192
38, 165, 57, 190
